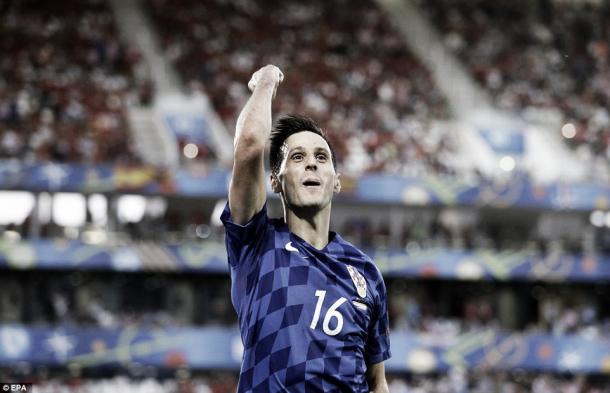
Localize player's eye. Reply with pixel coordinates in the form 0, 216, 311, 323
316, 153, 328, 162
291, 153, 303, 160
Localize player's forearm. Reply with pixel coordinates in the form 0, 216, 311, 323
234, 81, 276, 157
227, 65, 283, 224
368, 377, 389, 393
370, 384, 390, 393
367, 362, 389, 393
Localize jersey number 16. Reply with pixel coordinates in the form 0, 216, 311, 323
310, 290, 347, 336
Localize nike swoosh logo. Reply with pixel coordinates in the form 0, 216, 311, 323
285, 242, 299, 252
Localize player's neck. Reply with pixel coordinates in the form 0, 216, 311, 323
284, 204, 331, 250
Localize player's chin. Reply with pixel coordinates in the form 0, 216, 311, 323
296, 201, 322, 210
293, 197, 325, 211
303, 196, 333, 210
291, 191, 331, 209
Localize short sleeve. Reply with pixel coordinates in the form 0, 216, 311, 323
220, 202, 269, 269
365, 273, 391, 365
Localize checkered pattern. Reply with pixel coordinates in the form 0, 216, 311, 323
222, 203, 391, 393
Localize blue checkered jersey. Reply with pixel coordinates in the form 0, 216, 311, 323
221, 203, 391, 393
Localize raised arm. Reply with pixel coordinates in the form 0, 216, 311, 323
229, 65, 283, 225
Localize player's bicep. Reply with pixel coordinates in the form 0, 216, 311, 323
366, 361, 389, 393
229, 147, 266, 225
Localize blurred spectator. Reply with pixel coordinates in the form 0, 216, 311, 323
0, 0, 148, 164
29, 375, 236, 393
387, 280, 610, 341
388, 371, 609, 393
0, 271, 236, 329
16, 371, 609, 393
421, 0, 610, 173
4, 270, 609, 342
147, 0, 455, 176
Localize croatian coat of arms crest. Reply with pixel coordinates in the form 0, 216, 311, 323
346, 265, 367, 298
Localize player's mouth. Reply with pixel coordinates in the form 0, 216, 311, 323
302, 178, 321, 188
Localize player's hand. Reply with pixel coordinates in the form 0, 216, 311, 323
248, 65, 284, 98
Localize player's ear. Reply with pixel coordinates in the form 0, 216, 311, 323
271, 173, 282, 194
334, 172, 341, 194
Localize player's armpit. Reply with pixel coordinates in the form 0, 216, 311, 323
366, 361, 389, 393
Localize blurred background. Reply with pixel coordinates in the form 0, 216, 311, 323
1, 0, 610, 391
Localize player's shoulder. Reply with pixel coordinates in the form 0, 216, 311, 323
335, 234, 383, 282
268, 216, 289, 234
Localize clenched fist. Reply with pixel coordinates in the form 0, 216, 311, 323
248, 65, 284, 98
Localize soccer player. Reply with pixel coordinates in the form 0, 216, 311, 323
221, 65, 391, 392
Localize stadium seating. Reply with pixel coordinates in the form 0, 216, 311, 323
0, 0, 143, 164
22, 372, 610, 393
421, 0, 610, 165
147, 0, 455, 176
1, 0, 610, 391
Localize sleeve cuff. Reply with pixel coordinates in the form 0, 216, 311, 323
366, 350, 391, 365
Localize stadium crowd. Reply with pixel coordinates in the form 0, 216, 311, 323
3, 270, 609, 343
1, 210, 602, 260
6, 372, 609, 392
6, 270, 605, 391
3, 198, 608, 255
388, 280, 610, 340
12, 373, 238, 393
1, 0, 609, 391
147, 0, 456, 177
388, 371, 610, 393
1, 272, 234, 328
338, 211, 594, 255
0, 0, 146, 164
3, 0, 609, 182
422, 0, 610, 170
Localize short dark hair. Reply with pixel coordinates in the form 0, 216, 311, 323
269, 115, 337, 175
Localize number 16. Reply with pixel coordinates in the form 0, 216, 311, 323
310, 290, 347, 336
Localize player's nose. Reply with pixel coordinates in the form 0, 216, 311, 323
305, 156, 318, 170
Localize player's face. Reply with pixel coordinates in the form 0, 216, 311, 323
273, 131, 340, 211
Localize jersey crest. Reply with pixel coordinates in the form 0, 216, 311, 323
347, 265, 367, 298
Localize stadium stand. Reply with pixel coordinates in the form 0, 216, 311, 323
147, 0, 455, 176
3, 270, 609, 339
0, 0, 146, 164
388, 372, 610, 393
421, 0, 610, 167
1, 0, 610, 391
17, 373, 610, 393
27, 374, 238, 393
1, 269, 609, 391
